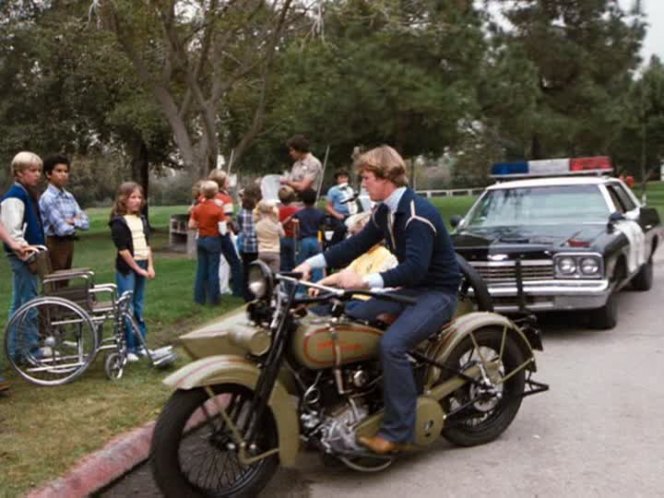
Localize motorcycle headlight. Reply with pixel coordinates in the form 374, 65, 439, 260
247, 260, 273, 300
579, 257, 600, 276
556, 257, 577, 275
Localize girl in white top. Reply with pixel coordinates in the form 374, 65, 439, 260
109, 182, 155, 362
254, 200, 284, 272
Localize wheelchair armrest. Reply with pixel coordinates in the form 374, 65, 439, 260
90, 283, 117, 300
43, 272, 94, 285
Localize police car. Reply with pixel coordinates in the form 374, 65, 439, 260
450, 156, 662, 329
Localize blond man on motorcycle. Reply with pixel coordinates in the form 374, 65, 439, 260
295, 145, 461, 454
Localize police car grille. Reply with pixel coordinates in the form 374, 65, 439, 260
471, 261, 554, 284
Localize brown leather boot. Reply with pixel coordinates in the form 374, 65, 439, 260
357, 435, 408, 455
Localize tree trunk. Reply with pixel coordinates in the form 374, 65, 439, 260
128, 134, 151, 225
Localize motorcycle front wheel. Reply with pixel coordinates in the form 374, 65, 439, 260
440, 327, 526, 447
150, 384, 279, 498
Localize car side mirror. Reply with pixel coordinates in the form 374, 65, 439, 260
450, 215, 463, 228
608, 211, 625, 223
608, 211, 624, 231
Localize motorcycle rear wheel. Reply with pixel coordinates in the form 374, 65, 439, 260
440, 327, 526, 447
150, 384, 278, 498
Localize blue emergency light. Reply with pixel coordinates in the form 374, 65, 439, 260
491, 156, 612, 178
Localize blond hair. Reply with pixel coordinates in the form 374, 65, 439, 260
278, 186, 296, 204
354, 145, 408, 187
208, 169, 228, 190
200, 180, 219, 199
11, 151, 43, 177
254, 199, 279, 222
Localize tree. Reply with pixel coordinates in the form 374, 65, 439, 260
228, 0, 487, 174
488, 0, 644, 159
90, 0, 299, 178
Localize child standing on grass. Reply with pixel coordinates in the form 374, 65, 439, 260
236, 185, 261, 301
293, 188, 326, 282
109, 182, 155, 362
278, 186, 300, 272
189, 181, 225, 305
208, 169, 243, 297
254, 200, 284, 273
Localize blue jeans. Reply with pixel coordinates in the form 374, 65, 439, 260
195, 236, 222, 305
220, 234, 243, 297
346, 289, 457, 443
296, 237, 323, 282
280, 237, 296, 272
6, 254, 40, 362
116, 261, 148, 354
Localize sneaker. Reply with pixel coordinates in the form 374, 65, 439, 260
0, 377, 10, 393
126, 352, 140, 363
137, 347, 149, 358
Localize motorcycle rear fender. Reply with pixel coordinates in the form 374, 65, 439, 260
163, 355, 300, 467
424, 312, 537, 387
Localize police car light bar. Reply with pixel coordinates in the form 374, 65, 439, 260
491, 156, 612, 178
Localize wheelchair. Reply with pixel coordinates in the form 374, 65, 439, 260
3, 246, 176, 386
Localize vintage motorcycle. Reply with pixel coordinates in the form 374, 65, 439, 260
150, 259, 548, 497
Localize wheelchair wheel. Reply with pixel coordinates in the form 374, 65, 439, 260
104, 352, 125, 381
4, 296, 98, 386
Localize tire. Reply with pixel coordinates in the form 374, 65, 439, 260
150, 384, 279, 498
104, 352, 125, 380
456, 253, 493, 312
4, 296, 98, 386
440, 327, 526, 447
589, 291, 618, 330
631, 258, 653, 291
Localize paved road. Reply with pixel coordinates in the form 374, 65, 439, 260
101, 261, 664, 498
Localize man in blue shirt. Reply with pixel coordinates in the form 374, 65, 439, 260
325, 169, 357, 246
295, 145, 460, 454
39, 155, 89, 271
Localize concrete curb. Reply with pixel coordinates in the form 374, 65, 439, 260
26, 420, 155, 498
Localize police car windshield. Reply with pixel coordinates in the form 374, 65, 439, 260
466, 185, 610, 227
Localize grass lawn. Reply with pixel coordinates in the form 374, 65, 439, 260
1, 181, 661, 495
0, 205, 244, 496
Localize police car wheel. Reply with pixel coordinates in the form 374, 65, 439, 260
631, 258, 653, 292
589, 291, 618, 330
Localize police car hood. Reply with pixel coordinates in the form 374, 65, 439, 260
453, 223, 607, 251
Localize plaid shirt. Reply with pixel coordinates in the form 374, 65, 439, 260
39, 184, 89, 237
237, 208, 258, 253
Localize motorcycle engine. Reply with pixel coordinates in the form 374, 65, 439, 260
319, 401, 369, 454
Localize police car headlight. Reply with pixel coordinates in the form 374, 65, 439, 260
579, 257, 600, 276
556, 257, 577, 275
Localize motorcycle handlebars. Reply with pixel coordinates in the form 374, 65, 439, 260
276, 274, 417, 306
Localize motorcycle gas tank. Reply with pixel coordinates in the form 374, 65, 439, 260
292, 314, 384, 370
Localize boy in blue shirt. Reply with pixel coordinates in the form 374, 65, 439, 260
325, 169, 357, 246
293, 188, 325, 282
39, 155, 89, 271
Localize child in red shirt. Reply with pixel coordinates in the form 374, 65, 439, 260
278, 186, 300, 271
189, 181, 225, 305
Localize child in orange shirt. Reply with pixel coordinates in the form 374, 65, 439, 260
189, 181, 225, 305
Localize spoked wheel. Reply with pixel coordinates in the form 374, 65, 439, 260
150, 384, 279, 498
455, 253, 493, 314
4, 297, 98, 386
439, 326, 526, 447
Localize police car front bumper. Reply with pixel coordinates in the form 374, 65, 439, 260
484, 279, 611, 313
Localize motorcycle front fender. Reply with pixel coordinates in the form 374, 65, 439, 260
424, 311, 537, 387
163, 355, 300, 467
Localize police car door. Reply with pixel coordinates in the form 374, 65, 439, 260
606, 182, 646, 275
